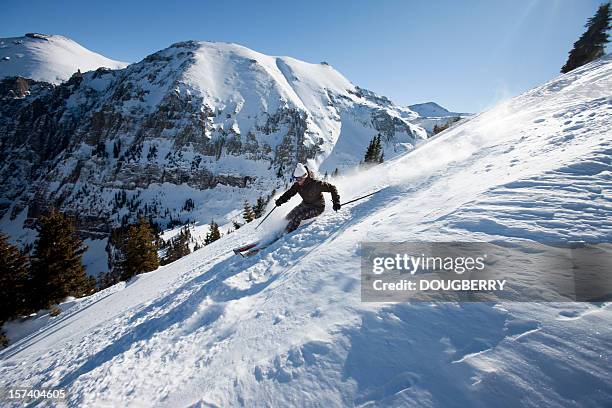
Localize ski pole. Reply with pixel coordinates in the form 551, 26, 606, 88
340, 188, 385, 207
255, 205, 277, 229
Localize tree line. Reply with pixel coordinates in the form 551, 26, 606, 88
0, 210, 98, 347
0, 210, 163, 347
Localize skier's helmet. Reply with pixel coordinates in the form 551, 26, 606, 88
293, 163, 308, 179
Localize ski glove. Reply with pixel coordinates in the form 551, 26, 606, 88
333, 202, 341, 212
275, 198, 283, 207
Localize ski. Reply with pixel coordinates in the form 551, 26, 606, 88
233, 237, 279, 257
233, 218, 318, 257
242, 248, 261, 257
241, 238, 279, 257
233, 231, 287, 257
232, 242, 259, 255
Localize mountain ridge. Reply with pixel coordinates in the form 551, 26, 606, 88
408, 101, 468, 117
408, 101, 471, 134
0, 33, 128, 84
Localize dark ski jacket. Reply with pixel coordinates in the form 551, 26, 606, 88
277, 174, 340, 209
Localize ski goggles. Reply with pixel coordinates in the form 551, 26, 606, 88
293, 174, 307, 181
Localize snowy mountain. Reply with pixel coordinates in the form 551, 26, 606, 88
1, 53, 610, 407
0, 33, 128, 84
0, 39, 425, 268
408, 102, 471, 134
408, 101, 466, 117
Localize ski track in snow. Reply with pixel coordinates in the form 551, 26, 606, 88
1, 56, 612, 407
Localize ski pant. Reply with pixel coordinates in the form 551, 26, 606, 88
285, 202, 324, 233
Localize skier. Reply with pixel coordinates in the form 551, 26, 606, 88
233, 163, 341, 256
275, 163, 341, 233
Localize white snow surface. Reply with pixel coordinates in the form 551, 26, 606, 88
1, 56, 611, 407
0, 34, 127, 84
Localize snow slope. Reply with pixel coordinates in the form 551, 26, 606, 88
1, 55, 611, 407
0, 33, 128, 84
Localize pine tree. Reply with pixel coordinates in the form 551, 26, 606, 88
0, 233, 31, 322
363, 137, 375, 163
162, 240, 175, 265
332, 168, 339, 177
177, 227, 191, 257
561, 3, 611, 73
204, 220, 221, 245
363, 134, 384, 165
232, 220, 242, 230
121, 218, 159, 281
253, 197, 266, 218
108, 225, 130, 282
161, 226, 191, 264
243, 200, 255, 223
183, 198, 195, 211
374, 135, 383, 163
30, 209, 94, 309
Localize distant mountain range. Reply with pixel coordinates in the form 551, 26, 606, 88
408, 102, 471, 133
408, 101, 468, 117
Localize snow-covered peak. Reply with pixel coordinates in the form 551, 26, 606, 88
121, 39, 357, 106
64, 38, 425, 171
408, 101, 465, 117
0, 33, 128, 84
119, 39, 419, 156
178, 40, 356, 105
408, 101, 471, 135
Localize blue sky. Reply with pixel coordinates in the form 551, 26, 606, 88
1, 0, 607, 112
